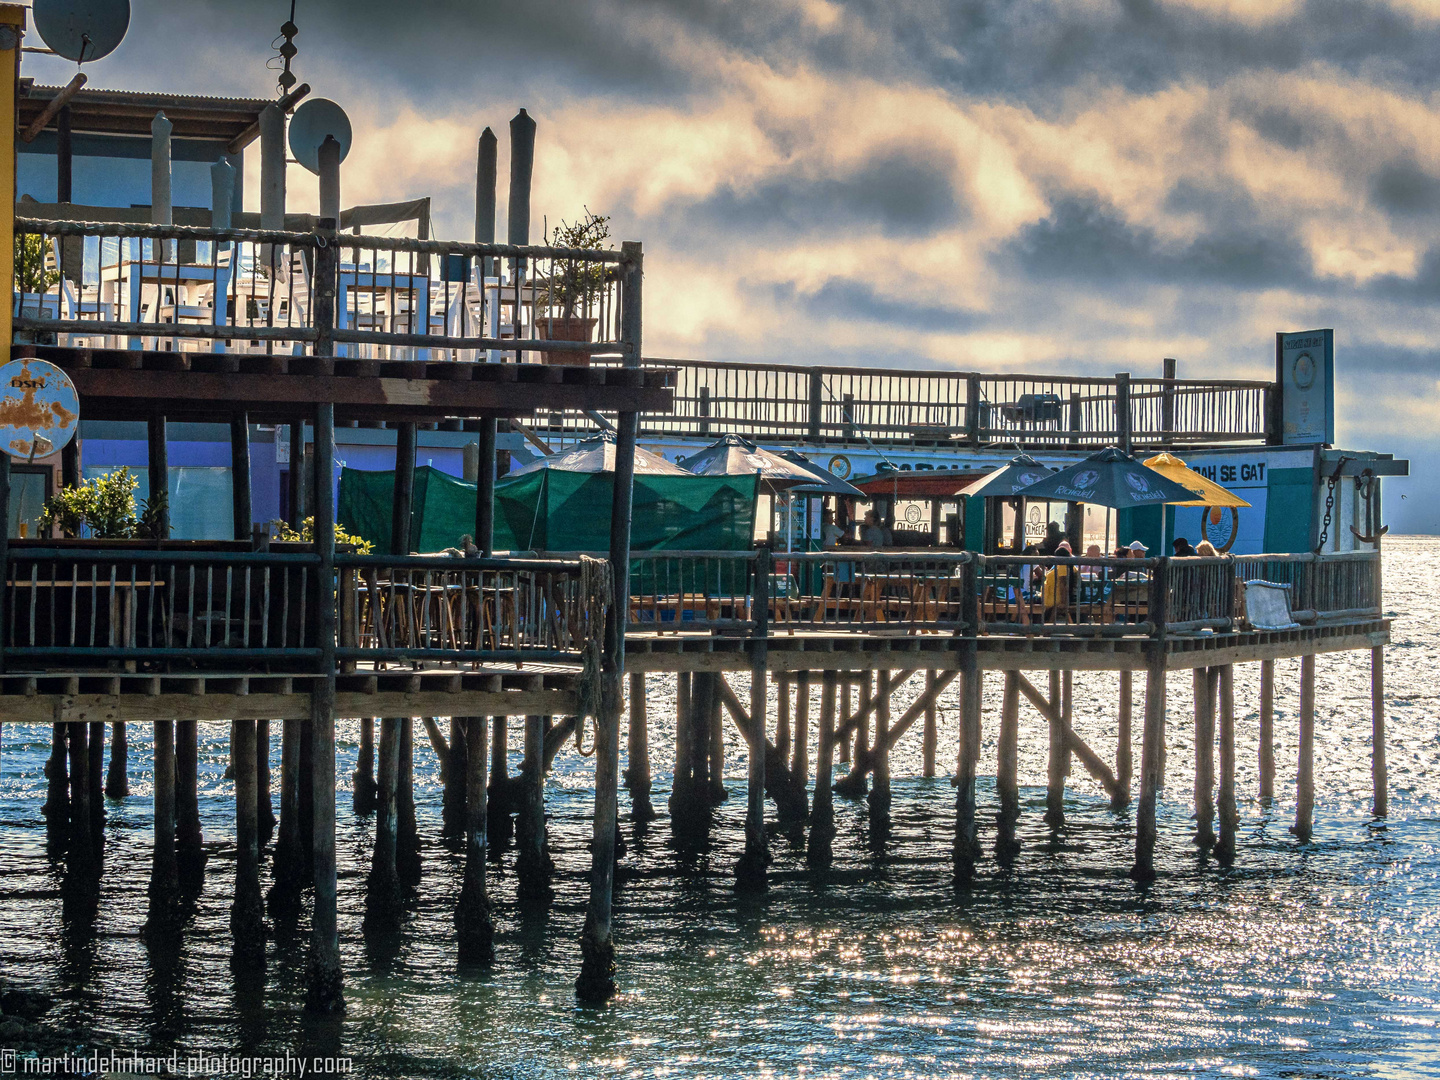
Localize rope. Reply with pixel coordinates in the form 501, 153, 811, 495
566, 554, 613, 758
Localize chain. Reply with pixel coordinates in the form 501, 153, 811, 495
1315, 457, 1349, 553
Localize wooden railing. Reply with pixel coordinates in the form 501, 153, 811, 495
534, 358, 1275, 449
0, 545, 1381, 676
621, 548, 1381, 638
11, 217, 638, 365
0, 544, 596, 674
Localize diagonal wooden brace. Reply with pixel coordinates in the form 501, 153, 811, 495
1013, 672, 1122, 801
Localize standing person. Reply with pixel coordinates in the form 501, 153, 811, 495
860, 510, 887, 548
1039, 520, 1064, 556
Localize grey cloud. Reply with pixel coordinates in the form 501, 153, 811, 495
682, 148, 965, 238
765, 278, 983, 333
1371, 158, 1440, 217
1010, 196, 1316, 290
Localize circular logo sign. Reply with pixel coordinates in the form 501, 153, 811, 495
1071, 469, 1099, 490
1125, 472, 1150, 494
904, 504, 923, 524
1016, 471, 1043, 487
0, 358, 79, 459
1293, 352, 1316, 390
1200, 506, 1239, 552
827, 454, 852, 479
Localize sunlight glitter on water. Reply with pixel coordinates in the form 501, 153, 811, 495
0, 536, 1439, 1077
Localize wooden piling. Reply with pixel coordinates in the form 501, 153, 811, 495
298, 713, 315, 878
996, 671, 1021, 858
268, 718, 303, 915
1193, 668, 1216, 851
456, 713, 494, 964
922, 670, 938, 779
1258, 659, 1275, 804
707, 672, 727, 805
1371, 647, 1387, 818
1293, 654, 1316, 842
149, 720, 178, 916
488, 713, 513, 853
353, 717, 377, 816
365, 717, 402, 931
625, 671, 657, 822
398, 717, 422, 885
791, 671, 810, 788
868, 670, 893, 820
176, 719, 204, 884
230, 719, 265, 967
43, 724, 68, 852
670, 671, 693, 818
954, 647, 982, 883
105, 721, 129, 799
306, 395, 343, 1015
87, 720, 104, 852
576, 670, 623, 1000
1216, 665, 1237, 863
442, 717, 469, 841
776, 673, 792, 767
807, 671, 838, 866
67, 722, 92, 870
736, 545, 772, 892
1132, 656, 1167, 881
1045, 669, 1066, 828
517, 675, 554, 908
257, 719, 274, 847
691, 672, 713, 805
838, 679, 852, 765
1134, 564, 1169, 881
1115, 670, 1133, 810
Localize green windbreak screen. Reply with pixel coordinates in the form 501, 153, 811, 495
339, 466, 758, 555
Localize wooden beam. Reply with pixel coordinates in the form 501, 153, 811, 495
6, 688, 577, 725
226, 83, 310, 154
1014, 672, 1122, 801
20, 73, 86, 143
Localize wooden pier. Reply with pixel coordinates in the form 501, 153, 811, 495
0, 215, 1394, 1013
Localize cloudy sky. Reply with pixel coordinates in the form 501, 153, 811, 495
25, 0, 1438, 529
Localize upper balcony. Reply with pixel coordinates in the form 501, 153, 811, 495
11, 216, 672, 422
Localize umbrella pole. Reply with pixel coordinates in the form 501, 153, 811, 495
786, 491, 793, 554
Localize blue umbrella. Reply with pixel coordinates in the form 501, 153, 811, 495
957, 453, 1056, 499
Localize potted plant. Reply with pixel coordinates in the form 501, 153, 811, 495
535, 211, 610, 364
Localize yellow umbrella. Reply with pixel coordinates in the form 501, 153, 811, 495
1142, 452, 1251, 508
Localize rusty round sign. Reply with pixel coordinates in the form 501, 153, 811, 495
0, 358, 80, 460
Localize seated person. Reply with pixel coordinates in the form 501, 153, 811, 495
1042, 540, 1075, 611
1172, 536, 1196, 557
1195, 540, 1221, 557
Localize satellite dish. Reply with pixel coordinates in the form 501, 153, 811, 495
0, 358, 80, 460
288, 98, 352, 174
33, 0, 130, 64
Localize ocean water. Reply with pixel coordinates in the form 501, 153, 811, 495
1, 536, 1437, 1078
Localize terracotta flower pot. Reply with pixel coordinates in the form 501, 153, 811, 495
535, 315, 597, 366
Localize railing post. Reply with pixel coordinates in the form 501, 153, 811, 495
476, 417, 497, 556
312, 219, 337, 358
965, 374, 981, 446
807, 372, 823, 442
1067, 392, 1081, 448
1115, 372, 1132, 454
1161, 358, 1177, 439
698, 385, 711, 438
842, 393, 856, 442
